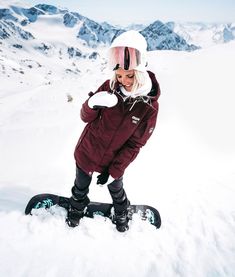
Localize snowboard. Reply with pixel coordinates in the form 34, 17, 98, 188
25, 193, 161, 229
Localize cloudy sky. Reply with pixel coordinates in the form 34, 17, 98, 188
9, 0, 235, 25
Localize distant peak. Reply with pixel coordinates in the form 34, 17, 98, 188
0, 0, 30, 9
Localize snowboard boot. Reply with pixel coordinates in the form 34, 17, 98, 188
66, 195, 90, 227
114, 209, 129, 232
66, 206, 85, 227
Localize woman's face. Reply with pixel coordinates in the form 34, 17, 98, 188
116, 68, 135, 92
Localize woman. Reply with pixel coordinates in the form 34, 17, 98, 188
67, 30, 161, 232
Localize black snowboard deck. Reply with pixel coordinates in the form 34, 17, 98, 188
25, 193, 161, 229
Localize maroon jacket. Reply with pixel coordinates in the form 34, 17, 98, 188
74, 71, 160, 179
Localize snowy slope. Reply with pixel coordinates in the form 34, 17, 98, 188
0, 37, 235, 277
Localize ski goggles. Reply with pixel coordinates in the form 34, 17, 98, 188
109, 46, 142, 71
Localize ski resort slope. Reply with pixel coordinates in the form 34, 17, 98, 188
0, 41, 235, 277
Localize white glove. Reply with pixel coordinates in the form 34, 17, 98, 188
88, 91, 118, 109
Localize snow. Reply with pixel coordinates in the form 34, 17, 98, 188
173, 22, 235, 48
0, 38, 235, 276
23, 14, 83, 44
0, 0, 30, 9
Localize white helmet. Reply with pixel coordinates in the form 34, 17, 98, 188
108, 30, 148, 72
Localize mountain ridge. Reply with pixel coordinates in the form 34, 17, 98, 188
0, 3, 199, 51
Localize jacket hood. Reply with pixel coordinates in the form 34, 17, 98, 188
147, 71, 161, 101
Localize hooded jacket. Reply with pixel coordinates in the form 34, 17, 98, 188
74, 71, 160, 179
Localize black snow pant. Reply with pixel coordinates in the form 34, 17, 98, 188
70, 166, 129, 212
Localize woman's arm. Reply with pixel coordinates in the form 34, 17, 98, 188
80, 80, 111, 123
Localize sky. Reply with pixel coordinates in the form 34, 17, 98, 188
16, 0, 235, 25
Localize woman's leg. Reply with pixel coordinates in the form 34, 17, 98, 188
67, 166, 92, 227
70, 166, 92, 210
108, 177, 130, 232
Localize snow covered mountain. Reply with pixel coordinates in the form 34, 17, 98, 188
1, 2, 235, 90
168, 21, 235, 48
0, 3, 121, 46
0, 2, 119, 89
1, 2, 235, 52
141, 20, 199, 51
0, 2, 201, 90
0, 2, 197, 50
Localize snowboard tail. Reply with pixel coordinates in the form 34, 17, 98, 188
25, 193, 161, 229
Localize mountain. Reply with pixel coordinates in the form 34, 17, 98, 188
2, 2, 235, 88
0, 2, 203, 89
125, 23, 147, 31
167, 22, 235, 48
0, 3, 121, 46
0, 3, 198, 51
141, 20, 199, 51
0, 3, 124, 88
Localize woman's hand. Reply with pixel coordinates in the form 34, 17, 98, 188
97, 169, 115, 185
88, 91, 118, 109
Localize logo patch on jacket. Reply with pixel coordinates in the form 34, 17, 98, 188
132, 116, 140, 124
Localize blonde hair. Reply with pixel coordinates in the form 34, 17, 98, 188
110, 70, 147, 92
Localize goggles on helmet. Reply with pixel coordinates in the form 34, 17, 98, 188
109, 46, 142, 71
